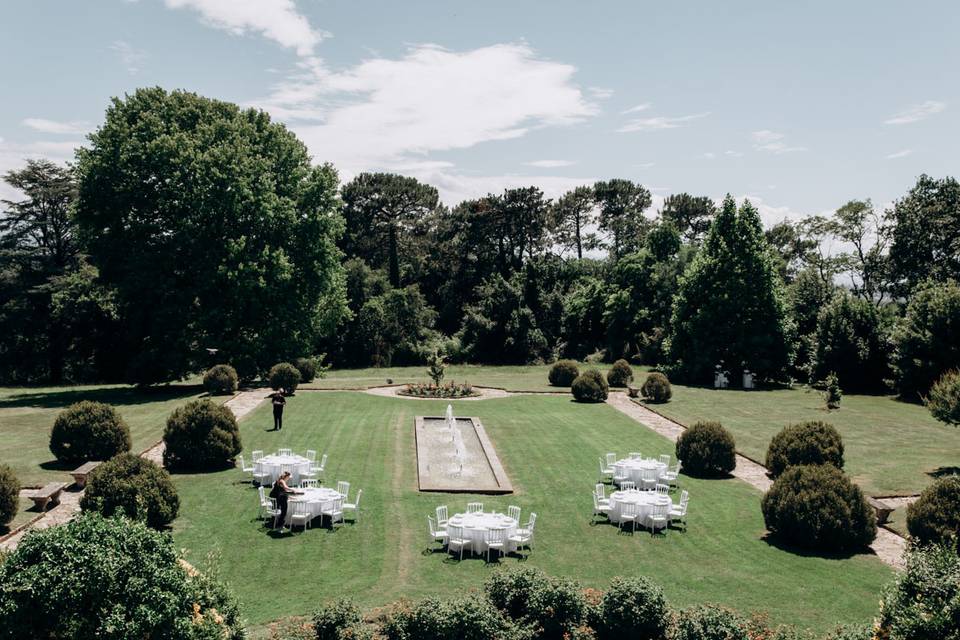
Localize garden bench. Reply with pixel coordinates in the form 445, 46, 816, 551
29, 482, 67, 512
70, 461, 102, 488
867, 497, 894, 525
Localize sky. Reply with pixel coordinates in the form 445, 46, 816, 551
1, 1, 958, 224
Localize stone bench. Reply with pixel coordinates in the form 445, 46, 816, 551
29, 482, 67, 512
70, 461, 103, 488
867, 497, 894, 525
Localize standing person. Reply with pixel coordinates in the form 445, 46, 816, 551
269, 388, 286, 431
269, 471, 300, 529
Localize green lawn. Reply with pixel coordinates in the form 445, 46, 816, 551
647, 386, 959, 496
172, 391, 890, 633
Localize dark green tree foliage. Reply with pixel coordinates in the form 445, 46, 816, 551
594, 179, 653, 258
829, 199, 891, 306
293, 356, 320, 383
765, 421, 844, 477
380, 596, 519, 640
877, 543, 960, 640
765, 219, 819, 283
0, 464, 18, 527
571, 369, 609, 402
548, 360, 580, 387
269, 362, 301, 393
49, 400, 131, 464
80, 453, 180, 528
484, 567, 588, 640
659, 193, 715, 244
675, 421, 736, 477
669, 605, 748, 640
552, 185, 597, 260
812, 293, 888, 392
606, 359, 633, 387
559, 275, 607, 359
906, 475, 960, 546
667, 196, 793, 383
645, 222, 681, 261
203, 364, 238, 395
74, 87, 346, 383
641, 372, 672, 403
892, 280, 960, 400
788, 267, 836, 379
597, 576, 669, 640
458, 273, 549, 364
927, 370, 960, 425
163, 400, 241, 470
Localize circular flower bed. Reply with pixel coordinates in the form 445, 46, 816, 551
398, 382, 480, 399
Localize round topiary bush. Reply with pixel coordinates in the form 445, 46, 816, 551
380, 595, 516, 640
572, 369, 609, 403
269, 362, 301, 394
675, 421, 736, 477
668, 605, 748, 640
906, 475, 960, 546
80, 453, 179, 528
764, 420, 844, 478
0, 464, 19, 527
549, 360, 580, 387
49, 401, 131, 464
162, 399, 242, 470
203, 364, 238, 395
927, 369, 960, 425
598, 576, 669, 640
606, 359, 634, 388
0, 513, 243, 638
485, 566, 551, 621
641, 372, 672, 403
761, 464, 876, 552
525, 575, 589, 639
314, 598, 367, 640
294, 356, 318, 384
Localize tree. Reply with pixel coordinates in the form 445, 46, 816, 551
667, 195, 793, 383
812, 292, 889, 392
551, 185, 596, 260
765, 219, 818, 283
75, 88, 347, 383
593, 179, 652, 258
828, 199, 891, 306
892, 280, 960, 400
659, 193, 715, 243
788, 266, 837, 380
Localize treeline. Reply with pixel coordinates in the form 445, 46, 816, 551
2, 87, 959, 398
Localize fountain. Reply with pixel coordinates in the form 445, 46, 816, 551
414, 411, 513, 494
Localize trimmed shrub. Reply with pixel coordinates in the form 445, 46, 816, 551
294, 357, 318, 384
80, 453, 179, 528
526, 575, 589, 639
877, 543, 960, 640
203, 364, 238, 395
764, 421, 844, 478
606, 359, 634, 388
668, 605, 748, 640
675, 422, 736, 477
485, 566, 550, 621
892, 279, 960, 401
162, 399, 242, 470
0, 513, 243, 638
380, 595, 518, 640
598, 576, 669, 640
269, 362, 301, 393
927, 369, 960, 425
572, 369, 609, 403
49, 400, 131, 464
314, 599, 368, 640
549, 360, 580, 387
761, 464, 876, 552
906, 475, 960, 546
0, 464, 19, 527
641, 372, 672, 403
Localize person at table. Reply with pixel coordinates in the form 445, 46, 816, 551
268, 388, 286, 431
269, 471, 301, 529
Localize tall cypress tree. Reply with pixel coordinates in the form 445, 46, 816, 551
666, 195, 793, 383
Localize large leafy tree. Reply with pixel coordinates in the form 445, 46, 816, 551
892, 279, 960, 400
551, 185, 596, 260
667, 195, 793, 383
593, 179, 652, 259
829, 199, 891, 306
659, 193, 715, 244
812, 292, 889, 392
75, 88, 347, 383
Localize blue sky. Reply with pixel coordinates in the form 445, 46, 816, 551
1, 1, 958, 223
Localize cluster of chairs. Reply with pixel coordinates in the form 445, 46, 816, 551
257, 479, 362, 532
592, 483, 689, 534
238, 449, 330, 486
427, 503, 537, 562
598, 452, 682, 490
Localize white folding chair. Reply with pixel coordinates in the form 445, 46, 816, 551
641, 468, 658, 491
593, 493, 612, 522
301, 479, 319, 488
436, 505, 449, 528
655, 483, 669, 495
252, 462, 272, 487
467, 502, 483, 514
620, 480, 636, 491
613, 469, 630, 487
485, 527, 507, 563
619, 501, 640, 533
321, 498, 344, 528
513, 513, 537, 551
251, 450, 264, 462
659, 454, 671, 467
312, 454, 328, 482
647, 502, 669, 535
266, 497, 282, 528
305, 449, 317, 462
664, 461, 682, 489
257, 486, 272, 519
428, 516, 448, 548
289, 500, 313, 531
447, 524, 470, 560
595, 483, 610, 505
605, 452, 617, 468
336, 481, 350, 498
238, 455, 254, 474
344, 489, 362, 522
629, 451, 642, 459
670, 491, 689, 530
507, 505, 521, 522
278, 448, 292, 457
599, 457, 614, 483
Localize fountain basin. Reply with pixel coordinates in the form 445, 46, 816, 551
414, 415, 513, 493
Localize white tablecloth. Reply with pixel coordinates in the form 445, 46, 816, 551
612, 458, 668, 487
256, 454, 312, 486
446, 512, 519, 553
285, 487, 342, 526
607, 490, 672, 524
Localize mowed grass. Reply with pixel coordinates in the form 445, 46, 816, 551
648, 385, 960, 496
172, 391, 890, 633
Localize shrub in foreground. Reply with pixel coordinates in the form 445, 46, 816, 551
641, 372, 672, 403
761, 464, 876, 552
668, 605, 748, 640
0, 514, 243, 639
80, 453, 179, 528
906, 475, 960, 546
380, 595, 518, 640
485, 567, 587, 639
269, 362, 301, 393
675, 422, 736, 477
572, 369, 609, 403
927, 369, 960, 425
0, 464, 19, 527
598, 576, 669, 640
313, 599, 368, 640
49, 400, 131, 464
606, 359, 634, 388
203, 364, 238, 395
163, 399, 242, 470
877, 543, 960, 640
549, 360, 580, 387
764, 421, 844, 478
294, 357, 319, 384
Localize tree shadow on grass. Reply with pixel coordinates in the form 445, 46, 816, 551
38, 459, 75, 473
928, 466, 960, 479
0, 385, 203, 411
760, 533, 870, 561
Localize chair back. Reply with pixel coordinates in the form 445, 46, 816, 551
659, 454, 670, 466
528, 512, 537, 531
258, 486, 266, 502
594, 483, 606, 500
354, 489, 362, 506
680, 489, 689, 504
621, 480, 636, 491
301, 479, 318, 488
629, 451, 642, 459
294, 500, 311, 517
447, 524, 463, 541
486, 527, 506, 546
593, 493, 601, 510
319, 454, 328, 469
599, 457, 607, 473
606, 452, 617, 466
333, 498, 343, 514
251, 450, 264, 461
279, 448, 292, 456
238, 455, 247, 470
337, 481, 350, 498
428, 515, 437, 536
622, 501, 639, 519
656, 483, 669, 495
507, 505, 521, 522
306, 449, 317, 461
654, 503, 668, 518
467, 502, 483, 514
436, 505, 448, 523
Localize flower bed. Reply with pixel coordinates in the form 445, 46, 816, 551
398, 381, 479, 399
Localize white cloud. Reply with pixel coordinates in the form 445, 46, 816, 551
634, 162, 655, 169
751, 130, 806, 154
22, 118, 90, 135
524, 159, 575, 168
621, 102, 651, 115
110, 40, 146, 74
885, 149, 914, 159
618, 111, 709, 133
724, 150, 743, 158
884, 100, 945, 125
164, 0, 325, 56
700, 152, 716, 159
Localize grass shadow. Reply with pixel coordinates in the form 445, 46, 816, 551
0, 385, 203, 410
760, 533, 868, 561
38, 459, 75, 473
928, 466, 960, 479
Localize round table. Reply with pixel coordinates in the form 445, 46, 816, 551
612, 458, 667, 488
285, 487, 342, 526
446, 512, 519, 554
607, 489, 672, 524
255, 454, 312, 486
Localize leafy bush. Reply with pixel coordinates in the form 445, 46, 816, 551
0, 464, 19, 527
399, 382, 478, 398
0, 513, 243, 638
606, 359, 634, 388
294, 357, 319, 384
203, 364, 238, 395
892, 279, 960, 401
761, 464, 876, 552
675, 422, 736, 477
269, 362, 302, 394
549, 360, 580, 387
485, 566, 550, 621
163, 400, 242, 470
596, 577, 668, 640
822, 372, 842, 410
906, 475, 960, 546
572, 369, 609, 403
668, 605, 748, 640
49, 400, 131, 464
927, 369, 960, 425
764, 421, 844, 478
380, 596, 518, 640
877, 543, 960, 640
526, 575, 589, 639
812, 293, 889, 393
314, 599, 368, 640
641, 372, 672, 403
80, 453, 179, 528
820, 626, 873, 640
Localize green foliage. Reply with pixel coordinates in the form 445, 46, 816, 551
294, 357, 321, 384
641, 372, 672, 403
203, 364, 238, 395
163, 400, 242, 470
927, 370, 960, 425
399, 382, 476, 399
459, 273, 550, 365
822, 373, 842, 410
788, 267, 837, 379
906, 475, 960, 546
313, 599, 367, 640
819, 626, 872, 640
646, 222, 681, 261
892, 279, 960, 400
552, 186, 597, 260
675, 421, 736, 477
485, 566, 550, 621
606, 359, 633, 387
80, 453, 179, 528
49, 400, 131, 464
593, 179, 653, 258
572, 369, 609, 403
761, 465, 876, 552
667, 196, 793, 384
270, 362, 302, 393
0, 464, 18, 527
660, 193, 715, 244
559, 277, 607, 360
668, 605, 748, 640
764, 421, 844, 478
597, 577, 669, 640
0, 513, 244, 639
484, 568, 587, 639
548, 360, 580, 387
426, 352, 447, 386
380, 596, 519, 640
812, 293, 888, 392
877, 542, 960, 640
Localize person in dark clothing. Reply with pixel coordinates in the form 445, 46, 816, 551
269, 471, 299, 529
269, 388, 286, 431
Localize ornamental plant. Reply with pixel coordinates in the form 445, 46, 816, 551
572, 369, 609, 403
0, 464, 19, 527
641, 372, 672, 403
49, 400, 131, 464
668, 605, 748, 640
606, 359, 634, 387
548, 360, 580, 387
906, 475, 960, 547
927, 369, 960, 426
203, 364, 238, 395
598, 576, 669, 640
675, 421, 736, 477
764, 421, 844, 477
876, 542, 960, 640
269, 362, 301, 394
80, 453, 180, 528
163, 399, 242, 470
